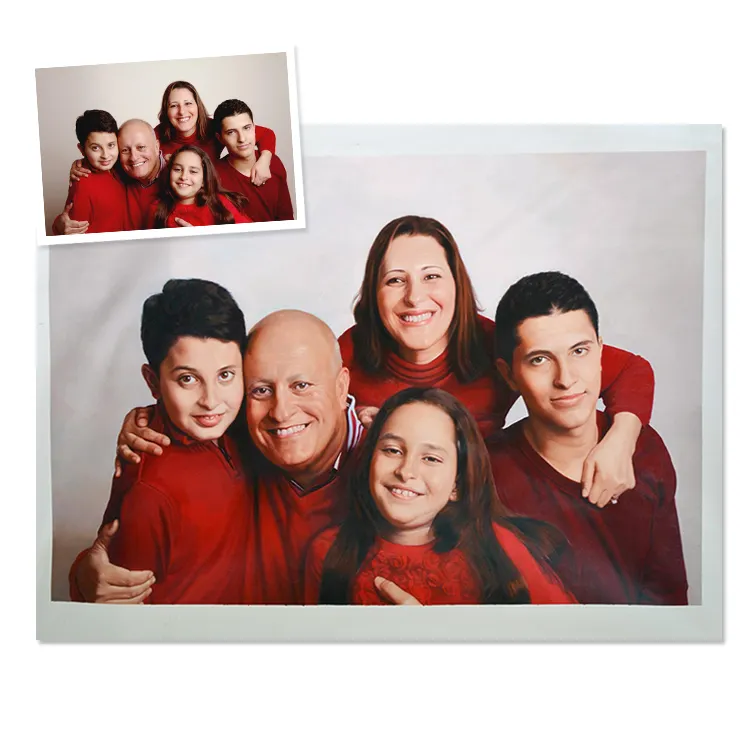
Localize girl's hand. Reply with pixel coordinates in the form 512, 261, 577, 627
355, 405, 379, 429
374, 576, 423, 605
581, 412, 640, 507
250, 151, 272, 186
69, 159, 92, 183
114, 405, 170, 477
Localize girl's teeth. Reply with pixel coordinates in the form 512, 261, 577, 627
391, 487, 418, 498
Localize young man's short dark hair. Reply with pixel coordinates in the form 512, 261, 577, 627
141, 278, 247, 370
75, 109, 118, 146
213, 99, 254, 132
494, 271, 600, 365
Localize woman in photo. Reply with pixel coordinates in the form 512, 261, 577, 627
304, 387, 575, 605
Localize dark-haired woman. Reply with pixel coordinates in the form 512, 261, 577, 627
146, 145, 250, 228
304, 388, 575, 605
339, 215, 655, 505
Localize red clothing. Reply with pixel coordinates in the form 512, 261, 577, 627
488, 412, 688, 604
146, 194, 252, 228
215, 155, 294, 222
339, 316, 655, 437
67, 169, 127, 233
155, 122, 276, 166
99, 407, 250, 604
123, 174, 162, 230
304, 523, 575, 605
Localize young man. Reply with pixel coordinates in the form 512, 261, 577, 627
91, 279, 250, 604
213, 99, 295, 222
491, 271, 688, 605
65, 110, 126, 234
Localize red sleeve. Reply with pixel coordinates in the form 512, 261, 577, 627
274, 164, 294, 221
219, 194, 252, 224
599, 344, 655, 426
68, 547, 91, 602
303, 526, 339, 604
254, 124, 276, 155
639, 430, 689, 605
493, 524, 577, 604
68, 180, 93, 223
107, 482, 174, 601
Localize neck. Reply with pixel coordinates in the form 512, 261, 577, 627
396, 340, 448, 366
177, 196, 195, 205
229, 150, 257, 176
285, 417, 348, 491
385, 524, 434, 547
523, 411, 599, 481
137, 162, 160, 186
180, 126, 196, 139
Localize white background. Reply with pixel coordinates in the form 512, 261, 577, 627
3, 1, 747, 748
48, 149, 707, 605
36, 52, 297, 234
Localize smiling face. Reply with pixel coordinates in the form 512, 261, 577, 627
166, 87, 199, 137
79, 131, 118, 172
169, 150, 204, 203
118, 121, 160, 184
370, 401, 458, 544
244, 313, 350, 487
504, 309, 603, 434
217, 112, 256, 160
144, 336, 244, 442
376, 234, 457, 365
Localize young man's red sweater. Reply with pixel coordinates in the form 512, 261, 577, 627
304, 523, 575, 605
67, 169, 127, 233
487, 412, 688, 605
145, 195, 252, 228
338, 316, 655, 438
155, 122, 276, 166
215, 155, 294, 222
243, 398, 364, 604
96, 406, 250, 604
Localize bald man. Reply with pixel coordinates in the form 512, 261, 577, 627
70, 310, 366, 604
53, 119, 168, 234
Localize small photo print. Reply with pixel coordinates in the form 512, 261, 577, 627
35, 51, 303, 245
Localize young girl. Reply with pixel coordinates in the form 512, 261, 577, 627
147, 145, 251, 229
304, 387, 576, 605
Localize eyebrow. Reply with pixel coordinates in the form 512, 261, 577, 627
524, 339, 596, 359
381, 264, 446, 275
170, 364, 237, 374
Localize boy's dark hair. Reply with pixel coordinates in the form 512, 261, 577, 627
75, 109, 118, 145
213, 99, 254, 135
141, 279, 247, 370
494, 271, 600, 365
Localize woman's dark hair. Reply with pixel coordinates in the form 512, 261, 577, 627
157, 80, 210, 143
318, 387, 561, 604
152, 145, 247, 228
351, 216, 491, 383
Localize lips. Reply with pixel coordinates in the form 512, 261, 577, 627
387, 484, 424, 499
551, 392, 586, 407
193, 413, 225, 428
397, 311, 435, 325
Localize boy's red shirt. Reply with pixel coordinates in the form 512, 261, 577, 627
67, 170, 127, 233
339, 316, 655, 438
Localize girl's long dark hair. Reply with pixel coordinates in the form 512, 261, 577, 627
152, 145, 247, 228
351, 216, 491, 383
318, 387, 564, 604
157, 80, 210, 143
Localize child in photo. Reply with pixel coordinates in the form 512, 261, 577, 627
66, 109, 127, 233
147, 145, 251, 228
304, 387, 575, 605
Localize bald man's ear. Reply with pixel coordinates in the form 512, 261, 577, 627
336, 367, 350, 409
142, 364, 161, 401
495, 358, 518, 392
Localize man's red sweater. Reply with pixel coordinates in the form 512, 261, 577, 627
215, 155, 294, 222
67, 170, 127, 233
487, 412, 688, 604
97, 408, 250, 604
155, 122, 276, 166
145, 195, 252, 228
338, 316, 655, 438
304, 523, 576, 605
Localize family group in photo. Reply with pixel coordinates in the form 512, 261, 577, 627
52, 80, 294, 235
68, 215, 688, 606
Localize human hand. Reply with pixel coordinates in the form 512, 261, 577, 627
70, 159, 91, 183
75, 520, 155, 603
250, 152, 272, 186
374, 576, 423, 605
356, 406, 380, 429
173, 218, 194, 227
53, 203, 89, 235
114, 405, 169, 477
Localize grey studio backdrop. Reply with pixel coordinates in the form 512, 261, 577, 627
40, 127, 721, 641
36, 53, 297, 235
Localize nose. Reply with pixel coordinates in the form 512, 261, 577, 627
394, 453, 417, 482
269, 389, 294, 424
554, 358, 577, 389
403, 278, 425, 307
197, 381, 220, 411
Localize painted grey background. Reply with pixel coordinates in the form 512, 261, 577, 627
36, 52, 297, 235
47, 149, 706, 606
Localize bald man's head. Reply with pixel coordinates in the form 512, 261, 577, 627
244, 310, 351, 488
118, 118, 161, 184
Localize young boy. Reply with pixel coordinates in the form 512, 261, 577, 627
490, 271, 688, 605
66, 109, 127, 233
213, 99, 295, 222
99, 279, 251, 604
